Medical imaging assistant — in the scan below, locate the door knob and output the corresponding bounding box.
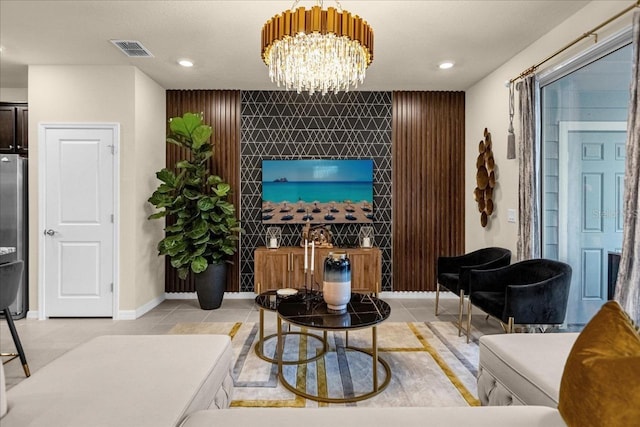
[44,229,57,236]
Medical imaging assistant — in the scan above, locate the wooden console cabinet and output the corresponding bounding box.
[254,246,381,294]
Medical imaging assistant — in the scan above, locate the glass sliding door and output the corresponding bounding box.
[540,41,632,326]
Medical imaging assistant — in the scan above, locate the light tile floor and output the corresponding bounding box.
[1,294,504,389]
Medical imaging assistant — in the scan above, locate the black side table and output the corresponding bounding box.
[254,289,327,364]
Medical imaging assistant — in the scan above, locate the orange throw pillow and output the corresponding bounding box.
[558,300,640,427]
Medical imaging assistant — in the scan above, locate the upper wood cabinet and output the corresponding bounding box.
[254,246,381,294]
[0,103,28,155]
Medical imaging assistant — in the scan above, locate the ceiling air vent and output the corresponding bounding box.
[110,40,154,58]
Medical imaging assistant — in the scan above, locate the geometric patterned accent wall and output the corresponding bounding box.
[240,91,393,292]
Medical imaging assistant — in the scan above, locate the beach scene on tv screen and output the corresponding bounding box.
[261,159,374,224]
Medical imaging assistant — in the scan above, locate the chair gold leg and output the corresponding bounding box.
[467,299,472,343]
[458,290,464,337]
[507,317,514,333]
[3,309,30,377]
[435,282,440,316]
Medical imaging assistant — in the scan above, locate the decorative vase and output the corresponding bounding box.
[194,263,227,310]
[322,251,351,312]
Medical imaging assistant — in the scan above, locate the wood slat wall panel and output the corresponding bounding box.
[392,91,465,291]
[165,90,242,293]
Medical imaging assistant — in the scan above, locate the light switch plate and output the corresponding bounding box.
[507,209,516,223]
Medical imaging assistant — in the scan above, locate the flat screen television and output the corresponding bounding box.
[261,159,374,224]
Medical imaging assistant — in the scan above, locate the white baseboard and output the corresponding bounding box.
[27,292,447,319]
[118,295,165,320]
[163,291,447,300]
[26,296,165,321]
[379,291,434,299]
[164,292,256,300]
[165,292,197,299]
[221,292,256,299]
[27,291,448,320]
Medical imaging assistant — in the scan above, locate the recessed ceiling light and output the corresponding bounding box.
[439,61,455,70]
[178,59,194,67]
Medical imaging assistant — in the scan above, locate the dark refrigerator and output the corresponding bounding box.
[0,154,28,318]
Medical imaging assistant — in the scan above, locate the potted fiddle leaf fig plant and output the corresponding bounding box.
[148,112,242,309]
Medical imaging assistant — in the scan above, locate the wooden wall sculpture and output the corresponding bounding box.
[392,91,465,291]
[474,128,495,227]
[165,90,242,293]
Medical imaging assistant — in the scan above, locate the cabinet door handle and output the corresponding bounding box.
[9,145,13,149]
[16,145,21,149]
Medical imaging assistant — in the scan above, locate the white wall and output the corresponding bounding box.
[0,88,27,102]
[133,68,166,310]
[464,0,633,256]
[28,65,165,317]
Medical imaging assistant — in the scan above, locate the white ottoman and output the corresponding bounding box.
[477,333,578,407]
[2,335,234,427]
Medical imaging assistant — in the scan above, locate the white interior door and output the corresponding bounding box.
[41,124,117,317]
[559,121,626,325]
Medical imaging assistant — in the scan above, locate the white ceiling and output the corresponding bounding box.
[0,0,592,91]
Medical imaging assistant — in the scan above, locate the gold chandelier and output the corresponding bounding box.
[261,1,374,95]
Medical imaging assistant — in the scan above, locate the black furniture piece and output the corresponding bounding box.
[253,289,328,364]
[467,258,572,341]
[0,260,30,376]
[607,252,621,300]
[436,247,511,339]
[276,292,391,403]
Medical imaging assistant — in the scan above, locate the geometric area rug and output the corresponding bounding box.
[168,321,480,408]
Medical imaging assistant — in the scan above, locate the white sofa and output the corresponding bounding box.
[178,332,578,427]
[179,406,566,427]
[2,331,572,427]
[4,304,636,427]
[1,335,234,427]
[477,332,579,406]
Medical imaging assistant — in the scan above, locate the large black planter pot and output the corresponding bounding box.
[194,263,227,310]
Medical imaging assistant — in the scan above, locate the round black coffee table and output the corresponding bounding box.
[276,292,392,403]
[254,289,328,364]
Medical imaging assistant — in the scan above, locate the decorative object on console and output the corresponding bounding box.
[359,226,374,248]
[266,227,281,249]
[322,251,351,312]
[301,223,333,248]
[261,1,374,95]
[474,128,496,228]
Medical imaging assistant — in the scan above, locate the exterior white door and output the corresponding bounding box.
[559,121,626,325]
[41,124,117,317]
